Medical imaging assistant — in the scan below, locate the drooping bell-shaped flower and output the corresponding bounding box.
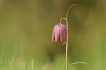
[52,23,67,43]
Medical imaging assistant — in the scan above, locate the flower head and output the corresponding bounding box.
[52,23,67,43]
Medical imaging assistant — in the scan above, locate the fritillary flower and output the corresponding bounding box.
[52,23,67,43]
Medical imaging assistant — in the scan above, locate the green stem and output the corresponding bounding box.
[65,4,77,70]
[60,4,88,70]
[67,62,88,69]
[60,4,77,70]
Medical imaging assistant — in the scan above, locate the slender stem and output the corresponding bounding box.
[66,4,77,22]
[66,43,68,70]
[62,4,88,70]
[65,4,77,70]
[59,4,77,70]
[67,62,88,69]
[60,18,67,24]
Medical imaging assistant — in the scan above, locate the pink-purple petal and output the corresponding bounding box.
[52,23,67,43]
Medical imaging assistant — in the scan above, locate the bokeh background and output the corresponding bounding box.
[0,0,106,70]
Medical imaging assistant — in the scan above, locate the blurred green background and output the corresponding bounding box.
[0,0,106,70]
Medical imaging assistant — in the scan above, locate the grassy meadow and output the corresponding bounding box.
[0,0,106,70]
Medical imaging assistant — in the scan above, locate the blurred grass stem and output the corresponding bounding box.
[0,42,5,65]
[68,62,88,69]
